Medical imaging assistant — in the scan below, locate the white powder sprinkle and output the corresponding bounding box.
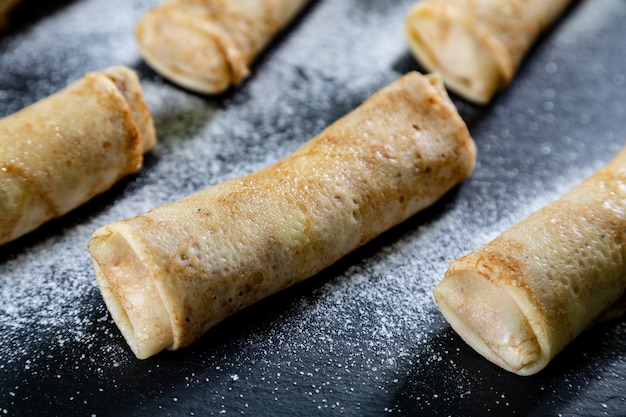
[1,0,626,415]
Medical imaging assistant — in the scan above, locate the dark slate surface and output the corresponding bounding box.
[1,0,625,416]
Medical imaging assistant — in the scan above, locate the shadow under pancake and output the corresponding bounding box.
[388,314,626,416]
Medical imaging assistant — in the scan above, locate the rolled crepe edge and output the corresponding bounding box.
[135,5,248,95]
[102,66,157,153]
[405,2,511,105]
[434,267,550,376]
[89,223,174,359]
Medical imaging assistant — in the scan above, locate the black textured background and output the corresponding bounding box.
[1,1,625,416]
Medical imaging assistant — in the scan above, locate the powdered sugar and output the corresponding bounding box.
[1,0,626,415]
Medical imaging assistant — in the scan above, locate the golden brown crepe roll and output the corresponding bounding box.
[88,71,477,359]
[0,66,156,246]
[435,146,626,376]
[135,0,311,94]
[405,0,572,104]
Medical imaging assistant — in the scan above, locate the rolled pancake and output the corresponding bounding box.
[88,71,477,359]
[135,0,311,94]
[435,146,626,375]
[0,66,156,245]
[405,0,572,104]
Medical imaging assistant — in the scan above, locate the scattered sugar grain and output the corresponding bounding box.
[1,0,625,415]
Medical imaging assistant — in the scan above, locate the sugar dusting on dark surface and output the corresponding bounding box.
[1,0,626,415]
